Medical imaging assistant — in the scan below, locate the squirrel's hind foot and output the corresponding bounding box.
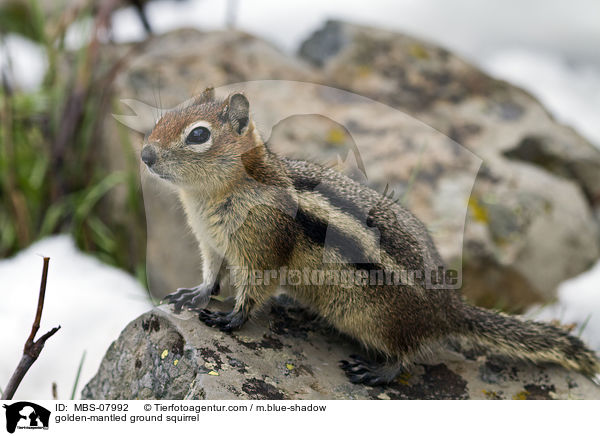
[339,355,403,386]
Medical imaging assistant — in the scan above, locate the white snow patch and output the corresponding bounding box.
[0,235,152,400]
[110,0,226,44]
[0,34,47,91]
[63,16,94,51]
[528,259,600,353]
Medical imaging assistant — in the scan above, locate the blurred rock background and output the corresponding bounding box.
[105,20,600,312]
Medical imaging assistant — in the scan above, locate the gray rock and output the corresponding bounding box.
[82,300,600,400]
[299,20,600,212]
[101,24,600,311]
[298,20,600,309]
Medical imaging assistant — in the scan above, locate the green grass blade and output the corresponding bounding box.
[70,350,87,400]
[577,313,593,337]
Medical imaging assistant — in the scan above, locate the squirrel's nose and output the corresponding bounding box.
[141,145,157,167]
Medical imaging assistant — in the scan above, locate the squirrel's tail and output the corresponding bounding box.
[459,304,600,380]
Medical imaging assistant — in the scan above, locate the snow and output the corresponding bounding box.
[0,235,152,400]
[0,33,47,91]
[527,260,600,353]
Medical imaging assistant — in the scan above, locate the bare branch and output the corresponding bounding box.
[1,258,61,400]
[25,257,50,347]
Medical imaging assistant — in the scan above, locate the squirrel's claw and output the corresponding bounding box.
[162,283,219,313]
[339,356,402,386]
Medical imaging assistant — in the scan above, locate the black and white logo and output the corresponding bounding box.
[2,402,50,433]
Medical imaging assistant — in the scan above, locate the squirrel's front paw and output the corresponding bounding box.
[198,309,247,332]
[162,282,220,312]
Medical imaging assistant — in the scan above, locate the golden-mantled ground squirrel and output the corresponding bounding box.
[142,88,599,385]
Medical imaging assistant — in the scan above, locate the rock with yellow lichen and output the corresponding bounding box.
[82,297,600,400]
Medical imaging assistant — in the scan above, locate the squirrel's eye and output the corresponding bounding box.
[186,126,211,145]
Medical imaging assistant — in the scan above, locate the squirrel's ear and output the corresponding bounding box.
[225,93,249,135]
[193,87,215,105]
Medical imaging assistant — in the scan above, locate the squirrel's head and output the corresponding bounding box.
[141,88,261,191]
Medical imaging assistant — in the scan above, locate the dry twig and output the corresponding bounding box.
[1,257,61,400]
